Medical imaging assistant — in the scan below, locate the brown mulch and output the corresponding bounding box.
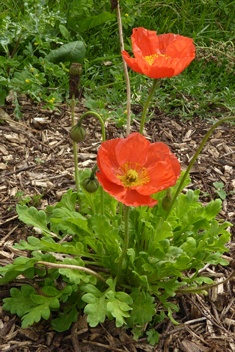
[0,96,235,352]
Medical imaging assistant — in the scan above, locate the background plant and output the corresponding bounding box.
[0,0,234,120]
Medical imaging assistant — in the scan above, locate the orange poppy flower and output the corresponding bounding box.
[121,27,195,79]
[96,132,181,207]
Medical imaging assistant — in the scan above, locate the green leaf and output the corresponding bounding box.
[83,291,108,327]
[46,41,86,64]
[52,189,78,212]
[127,289,156,328]
[75,12,116,33]
[204,199,222,220]
[16,205,52,236]
[59,24,71,41]
[21,304,51,328]
[213,182,224,189]
[52,304,78,332]
[216,189,227,200]
[50,207,90,235]
[106,291,132,327]
[59,258,96,285]
[3,285,36,317]
[146,329,160,345]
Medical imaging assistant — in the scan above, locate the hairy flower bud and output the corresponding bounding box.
[83,177,99,193]
[162,195,172,211]
[70,125,86,142]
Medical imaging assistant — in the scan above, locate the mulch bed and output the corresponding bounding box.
[0,96,235,351]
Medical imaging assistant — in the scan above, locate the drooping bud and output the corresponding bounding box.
[70,125,86,142]
[83,177,99,193]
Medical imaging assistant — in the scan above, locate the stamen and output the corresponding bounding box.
[145,53,170,65]
[116,162,150,188]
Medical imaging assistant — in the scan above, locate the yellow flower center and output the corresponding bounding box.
[117,162,150,188]
[145,53,170,65]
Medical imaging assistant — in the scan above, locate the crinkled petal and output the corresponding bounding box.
[96,172,126,197]
[136,156,181,195]
[131,27,159,57]
[116,132,150,166]
[144,142,172,167]
[121,28,195,79]
[97,138,122,185]
[164,35,195,58]
[118,189,158,207]
[121,51,144,74]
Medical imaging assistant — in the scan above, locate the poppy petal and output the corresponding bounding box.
[116,132,150,166]
[118,189,158,207]
[121,51,144,74]
[97,138,122,185]
[96,172,126,197]
[121,27,195,79]
[96,132,181,207]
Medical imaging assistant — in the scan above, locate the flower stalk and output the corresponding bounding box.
[71,94,80,192]
[116,206,130,285]
[165,116,235,220]
[139,78,158,134]
[77,111,106,214]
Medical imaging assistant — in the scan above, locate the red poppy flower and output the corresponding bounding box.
[121,27,195,79]
[96,132,181,207]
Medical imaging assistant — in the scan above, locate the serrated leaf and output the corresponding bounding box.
[55,189,78,211]
[16,205,51,236]
[50,207,90,235]
[52,304,78,332]
[46,41,85,64]
[58,258,95,285]
[83,291,108,327]
[106,298,131,327]
[21,304,51,328]
[127,289,156,328]
[146,329,159,345]
[3,286,36,317]
[204,199,222,220]
[42,286,61,296]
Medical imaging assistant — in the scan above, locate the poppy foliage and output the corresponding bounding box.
[96,133,181,207]
[121,27,195,79]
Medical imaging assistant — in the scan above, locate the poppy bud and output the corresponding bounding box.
[162,196,172,211]
[70,125,86,142]
[83,177,99,193]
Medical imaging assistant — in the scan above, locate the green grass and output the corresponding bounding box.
[0,0,235,121]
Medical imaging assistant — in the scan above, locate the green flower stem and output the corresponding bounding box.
[100,186,104,216]
[90,164,98,179]
[77,111,106,215]
[77,111,106,142]
[165,116,235,220]
[117,206,130,285]
[140,79,158,135]
[71,94,80,191]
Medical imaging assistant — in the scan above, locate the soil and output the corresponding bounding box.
[0,96,235,352]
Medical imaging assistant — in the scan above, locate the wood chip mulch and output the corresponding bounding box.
[0,97,235,352]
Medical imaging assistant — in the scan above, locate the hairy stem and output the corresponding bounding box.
[116,0,131,135]
[165,116,235,220]
[71,94,80,191]
[140,79,158,134]
[77,111,106,214]
[116,206,130,285]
